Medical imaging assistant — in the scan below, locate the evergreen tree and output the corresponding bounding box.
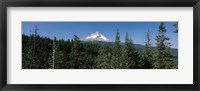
[120,32,143,69]
[111,30,122,68]
[173,22,178,33]
[54,51,65,69]
[22,46,35,69]
[128,38,143,69]
[96,45,112,69]
[122,32,129,68]
[64,39,73,69]
[22,34,34,69]
[154,22,176,69]
[22,25,178,69]
[83,42,100,69]
[142,29,153,69]
[70,35,82,69]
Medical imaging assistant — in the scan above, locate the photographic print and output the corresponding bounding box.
[22,22,178,69]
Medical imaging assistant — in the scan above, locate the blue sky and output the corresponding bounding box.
[22,22,178,48]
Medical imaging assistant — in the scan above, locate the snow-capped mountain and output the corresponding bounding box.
[82,32,112,42]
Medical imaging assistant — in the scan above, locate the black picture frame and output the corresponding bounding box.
[0,0,199,91]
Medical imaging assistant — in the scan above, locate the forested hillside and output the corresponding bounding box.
[22,22,178,69]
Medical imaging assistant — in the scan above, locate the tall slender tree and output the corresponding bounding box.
[122,32,129,68]
[49,37,56,69]
[143,29,153,68]
[111,29,122,68]
[70,35,82,69]
[128,38,143,69]
[154,22,176,69]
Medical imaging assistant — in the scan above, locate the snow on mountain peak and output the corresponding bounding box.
[82,32,112,42]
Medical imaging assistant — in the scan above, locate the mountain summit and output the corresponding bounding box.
[82,32,112,42]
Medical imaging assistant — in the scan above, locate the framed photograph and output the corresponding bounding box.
[0,0,199,91]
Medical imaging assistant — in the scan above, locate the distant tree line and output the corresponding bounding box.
[22,22,178,69]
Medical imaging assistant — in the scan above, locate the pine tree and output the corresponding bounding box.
[65,39,73,69]
[154,22,176,69]
[22,34,34,69]
[70,35,82,69]
[54,51,65,69]
[96,45,112,69]
[28,26,45,69]
[122,32,129,68]
[22,46,35,69]
[143,29,153,69]
[111,29,122,68]
[128,38,143,69]
[173,22,178,33]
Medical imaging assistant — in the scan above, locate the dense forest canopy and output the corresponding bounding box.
[22,22,178,69]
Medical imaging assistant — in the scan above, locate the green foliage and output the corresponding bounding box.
[122,32,143,69]
[22,24,178,69]
[82,42,100,68]
[22,34,51,69]
[96,45,112,69]
[111,30,122,68]
[142,29,153,69]
[70,35,82,69]
[173,22,178,33]
[154,22,177,69]
[127,39,143,69]
[22,46,35,69]
[54,51,66,69]
[121,32,130,68]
